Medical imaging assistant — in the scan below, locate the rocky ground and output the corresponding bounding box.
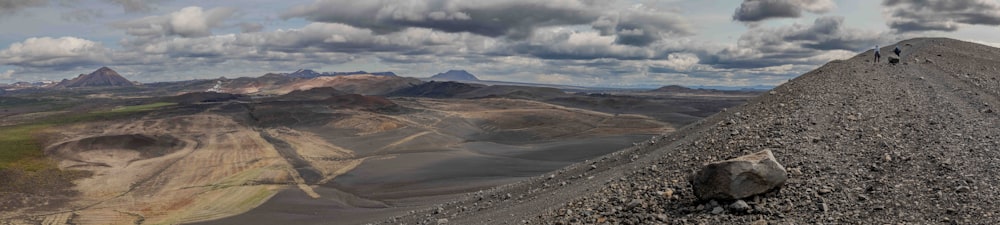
[376,38,1000,224]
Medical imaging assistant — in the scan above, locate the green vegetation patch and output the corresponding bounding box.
[0,102,177,170]
[0,124,53,171]
[111,102,177,113]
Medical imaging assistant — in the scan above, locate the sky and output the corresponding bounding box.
[2,0,1000,88]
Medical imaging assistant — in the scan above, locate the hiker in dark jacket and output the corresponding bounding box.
[873,45,881,64]
[894,45,901,57]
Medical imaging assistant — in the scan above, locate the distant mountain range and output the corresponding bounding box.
[285,69,397,79]
[56,67,138,88]
[649,85,764,95]
[429,70,479,81]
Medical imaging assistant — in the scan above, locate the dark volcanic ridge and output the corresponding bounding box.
[276,87,348,101]
[166,92,249,105]
[430,70,480,81]
[55,67,137,88]
[376,37,1000,225]
[388,81,485,98]
[651,85,761,95]
[272,69,398,79]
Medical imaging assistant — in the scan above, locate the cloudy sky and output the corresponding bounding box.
[2,0,1000,88]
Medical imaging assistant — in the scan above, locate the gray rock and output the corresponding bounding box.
[655,214,668,221]
[711,206,724,215]
[729,200,750,212]
[436,218,449,224]
[690,149,788,200]
[888,55,900,64]
[627,199,642,209]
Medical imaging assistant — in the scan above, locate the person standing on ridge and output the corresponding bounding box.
[894,45,901,57]
[873,45,881,64]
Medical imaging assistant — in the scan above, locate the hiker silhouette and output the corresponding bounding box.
[873,45,881,64]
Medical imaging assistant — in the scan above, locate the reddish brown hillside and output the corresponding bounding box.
[55,67,136,88]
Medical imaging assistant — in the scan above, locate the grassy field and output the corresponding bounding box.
[0,124,53,171]
[0,102,177,170]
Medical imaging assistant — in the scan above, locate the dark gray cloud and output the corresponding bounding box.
[0,0,48,16]
[883,0,1000,32]
[500,29,673,60]
[733,0,836,22]
[104,0,158,13]
[60,8,103,22]
[240,22,263,33]
[281,0,690,46]
[593,11,693,46]
[1,0,163,17]
[705,16,886,69]
[282,0,599,39]
[233,23,468,54]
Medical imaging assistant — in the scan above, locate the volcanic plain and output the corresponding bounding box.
[0,69,754,224]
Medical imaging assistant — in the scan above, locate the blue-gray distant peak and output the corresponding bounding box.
[430,70,479,81]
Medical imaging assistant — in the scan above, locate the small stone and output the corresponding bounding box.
[709,200,719,207]
[627,199,642,209]
[590,165,597,170]
[662,188,675,198]
[751,219,768,225]
[436,218,449,224]
[711,206,724,215]
[729,200,750,212]
[788,167,803,176]
[655,214,668,222]
[956,186,971,193]
[818,203,829,212]
[818,188,832,195]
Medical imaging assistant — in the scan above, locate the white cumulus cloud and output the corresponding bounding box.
[0,36,110,68]
[115,6,236,39]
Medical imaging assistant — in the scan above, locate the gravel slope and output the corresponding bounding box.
[374,38,1000,224]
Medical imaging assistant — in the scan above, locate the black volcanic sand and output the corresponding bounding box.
[373,38,1000,225]
[194,135,648,225]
